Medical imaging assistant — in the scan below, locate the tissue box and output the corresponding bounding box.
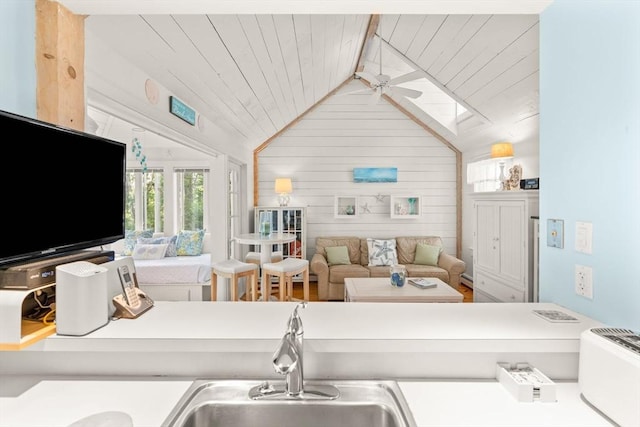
[496,362,556,403]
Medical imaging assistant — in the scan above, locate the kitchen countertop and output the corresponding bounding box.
[1,302,604,379]
[0,377,613,426]
[0,301,612,426]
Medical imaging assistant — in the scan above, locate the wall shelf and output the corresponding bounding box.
[335,196,359,218]
[390,195,421,218]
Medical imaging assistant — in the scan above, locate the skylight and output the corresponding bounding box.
[365,37,470,135]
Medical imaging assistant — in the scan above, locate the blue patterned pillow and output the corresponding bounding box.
[137,235,178,257]
[123,229,153,256]
[132,243,168,260]
[366,238,398,266]
[176,230,205,256]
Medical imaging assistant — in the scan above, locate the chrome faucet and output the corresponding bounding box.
[249,302,339,400]
[272,301,306,395]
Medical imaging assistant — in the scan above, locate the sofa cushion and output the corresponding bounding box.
[367,265,392,278]
[405,264,449,283]
[366,238,398,266]
[326,246,351,266]
[396,236,444,265]
[328,264,370,284]
[414,243,442,266]
[316,237,362,265]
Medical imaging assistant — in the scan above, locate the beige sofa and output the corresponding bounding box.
[310,236,466,301]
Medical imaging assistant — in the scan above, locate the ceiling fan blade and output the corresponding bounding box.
[388,70,424,86]
[338,88,375,96]
[389,86,423,99]
[367,88,382,105]
[355,71,380,84]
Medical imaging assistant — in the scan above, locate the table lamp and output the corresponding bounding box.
[275,178,292,206]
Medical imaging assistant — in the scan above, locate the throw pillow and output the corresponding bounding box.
[325,246,351,266]
[366,238,398,266]
[123,229,153,256]
[132,243,168,260]
[176,229,206,256]
[137,235,178,257]
[414,243,442,266]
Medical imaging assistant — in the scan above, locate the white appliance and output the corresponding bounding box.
[579,328,640,427]
[55,261,109,336]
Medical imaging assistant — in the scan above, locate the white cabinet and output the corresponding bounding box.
[471,191,539,302]
[390,195,421,218]
[254,207,306,261]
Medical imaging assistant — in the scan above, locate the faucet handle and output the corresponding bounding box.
[288,302,307,334]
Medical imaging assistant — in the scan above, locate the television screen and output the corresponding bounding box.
[0,109,126,268]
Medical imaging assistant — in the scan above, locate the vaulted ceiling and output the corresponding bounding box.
[59,1,550,155]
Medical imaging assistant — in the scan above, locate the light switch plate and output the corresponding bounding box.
[547,219,564,248]
[575,221,593,254]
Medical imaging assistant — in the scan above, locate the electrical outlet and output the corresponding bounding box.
[575,265,593,299]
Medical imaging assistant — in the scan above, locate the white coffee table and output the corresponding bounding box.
[344,277,463,303]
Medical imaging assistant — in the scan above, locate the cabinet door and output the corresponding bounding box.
[254,207,306,262]
[497,202,525,285]
[474,202,499,272]
[281,208,304,259]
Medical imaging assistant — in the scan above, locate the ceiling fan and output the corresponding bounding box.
[347,22,424,103]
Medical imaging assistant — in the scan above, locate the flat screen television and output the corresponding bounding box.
[0,109,126,268]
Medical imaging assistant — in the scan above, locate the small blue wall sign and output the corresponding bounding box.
[169,96,196,126]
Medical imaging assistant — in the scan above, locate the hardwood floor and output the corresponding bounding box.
[290,281,474,303]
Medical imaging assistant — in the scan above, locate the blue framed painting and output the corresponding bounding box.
[353,167,397,183]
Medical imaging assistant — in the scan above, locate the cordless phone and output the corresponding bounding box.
[117,265,140,307]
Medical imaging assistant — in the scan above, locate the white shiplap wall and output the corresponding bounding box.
[256,80,458,260]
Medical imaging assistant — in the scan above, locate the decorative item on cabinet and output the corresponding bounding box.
[490,142,514,191]
[274,178,293,207]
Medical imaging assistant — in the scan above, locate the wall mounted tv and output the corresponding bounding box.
[0,109,126,268]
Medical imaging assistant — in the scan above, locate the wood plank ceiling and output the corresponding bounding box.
[82,11,540,154]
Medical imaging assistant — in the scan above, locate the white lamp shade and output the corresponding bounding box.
[274,178,292,194]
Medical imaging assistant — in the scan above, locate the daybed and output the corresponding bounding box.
[310,236,466,301]
[109,230,211,301]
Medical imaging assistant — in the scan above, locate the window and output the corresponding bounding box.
[175,168,209,231]
[125,168,164,232]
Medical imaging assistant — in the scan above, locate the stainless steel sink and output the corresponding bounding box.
[161,380,417,427]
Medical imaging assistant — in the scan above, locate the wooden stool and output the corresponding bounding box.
[211,259,259,301]
[261,258,309,302]
[244,250,283,265]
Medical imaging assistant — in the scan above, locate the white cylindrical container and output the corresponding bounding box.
[55,261,109,336]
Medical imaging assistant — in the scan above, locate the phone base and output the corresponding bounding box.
[112,290,154,319]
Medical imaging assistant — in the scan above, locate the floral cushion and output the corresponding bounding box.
[175,229,205,256]
[137,235,178,257]
[123,229,153,256]
[366,238,398,266]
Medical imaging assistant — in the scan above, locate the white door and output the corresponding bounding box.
[497,201,526,285]
[474,202,499,272]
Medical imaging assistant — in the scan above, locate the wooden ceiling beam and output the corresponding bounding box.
[354,14,379,73]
